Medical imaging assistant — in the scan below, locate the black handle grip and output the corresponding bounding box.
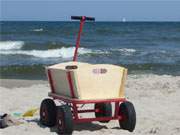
[86,17,95,21]
[71,16,82,20]
[71,16,95,21]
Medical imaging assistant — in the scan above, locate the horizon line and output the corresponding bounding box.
[1,20,180,22]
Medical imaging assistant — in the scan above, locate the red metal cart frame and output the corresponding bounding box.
[47,16,127,123]
[48,92,126,123]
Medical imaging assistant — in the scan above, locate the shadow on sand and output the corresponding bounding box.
[26,118,110,134]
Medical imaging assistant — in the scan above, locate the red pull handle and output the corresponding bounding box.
[72,16,95,61]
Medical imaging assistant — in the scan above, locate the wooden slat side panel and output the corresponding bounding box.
[50,69,71,97]
[119,68,127,98]
[71,70,81,99]
[76,65,124,99]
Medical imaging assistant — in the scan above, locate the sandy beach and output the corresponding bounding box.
[0,74,180,135]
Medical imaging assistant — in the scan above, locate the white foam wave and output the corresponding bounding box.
[0,41,24,50]
[115,48,136,53]
[32,28,43,32]
[0,47,92,58]
[110,48,136,56]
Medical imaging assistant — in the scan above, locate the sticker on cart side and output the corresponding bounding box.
[92,68,107,74]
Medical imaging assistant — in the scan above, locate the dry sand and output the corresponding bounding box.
[0,74,180,135]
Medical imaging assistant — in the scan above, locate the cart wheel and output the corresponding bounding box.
[95,103,112,123]
[40,98,56,127]
[119,101,136,132]
[56,105,73,134]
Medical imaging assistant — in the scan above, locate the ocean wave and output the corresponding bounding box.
[110,48,136,55]
[82,48,136,55]
[115,48,136,53]
[0,41,24,50]
[32,28,43,32]
[0,45,136,58]
[0,47,92,58]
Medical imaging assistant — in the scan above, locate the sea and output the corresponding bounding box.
[0,21,180,79]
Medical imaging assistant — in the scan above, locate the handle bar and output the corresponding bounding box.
[71,16,95,21]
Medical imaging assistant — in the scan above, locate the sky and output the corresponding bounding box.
[0,0,180,21]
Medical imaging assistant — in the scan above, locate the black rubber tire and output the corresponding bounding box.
[56,105,73,134]
[119,101,136,132]
[95,103,112,123]
[40,98,56,127]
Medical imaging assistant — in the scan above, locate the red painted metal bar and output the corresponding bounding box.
[49,92,126,104]
[72,103,79,120]
[74,116,123,123]
[66,71,76,98]
[73,16,85,61]
[47,69,55,93]
[77,109,98,113]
